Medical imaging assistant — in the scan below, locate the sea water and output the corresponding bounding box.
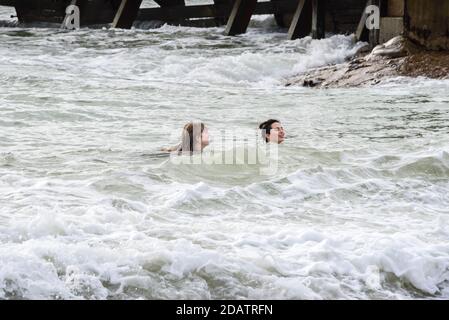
[1,1,449,299]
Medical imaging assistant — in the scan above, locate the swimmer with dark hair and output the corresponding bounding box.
[259,119,285,144]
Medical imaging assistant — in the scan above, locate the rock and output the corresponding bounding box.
[284,36,448,89]
[368,36,407,59]
[371,46,407,58]
[354,43,371,57]
[384,35,405,48]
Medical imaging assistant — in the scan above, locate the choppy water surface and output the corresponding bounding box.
[1,1,449,300]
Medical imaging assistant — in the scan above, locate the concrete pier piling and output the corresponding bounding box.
[224,0,258,36]
[404,0,449,50]
[112,0,143,29]
[288,0,312,40]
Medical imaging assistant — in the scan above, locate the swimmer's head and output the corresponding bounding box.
[259,119,285,144]
[180,122,209,154]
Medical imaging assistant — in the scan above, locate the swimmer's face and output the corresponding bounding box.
[268,122,285,144]
[201,127,210,149]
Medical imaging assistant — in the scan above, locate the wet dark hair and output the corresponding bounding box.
[259,119,280,142]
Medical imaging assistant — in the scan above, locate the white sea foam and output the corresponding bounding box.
[1,0,449,300]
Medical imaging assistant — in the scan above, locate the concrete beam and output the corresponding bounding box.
[224,0,257,36]
[288,0,312,40]
[356,0,370,42]
[112,0,143,29]
[154,0,185,6]
[311,0,326,39]
[369,0,380,47]
[137,1,297,22]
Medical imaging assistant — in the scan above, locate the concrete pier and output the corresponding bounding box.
[404,0,449,50]
[0,0,447,51]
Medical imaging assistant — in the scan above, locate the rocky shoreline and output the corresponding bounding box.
[285,36,449,88]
